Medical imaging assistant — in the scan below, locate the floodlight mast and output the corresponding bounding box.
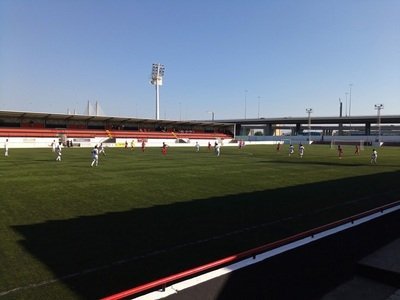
[306,108,313,143]
[207,111,215,121]
[150,63,165,120]
[374,104,384,145]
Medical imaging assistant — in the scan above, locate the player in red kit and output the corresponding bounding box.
[162,142,167,155]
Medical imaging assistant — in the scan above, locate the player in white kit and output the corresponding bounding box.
[91,145,99,167]
[215,142,221,157]
[4,139,9,157]
[55,143,62,161]
[299,144,305,158]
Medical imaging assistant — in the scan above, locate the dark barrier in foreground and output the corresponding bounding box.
[102,200,400,300]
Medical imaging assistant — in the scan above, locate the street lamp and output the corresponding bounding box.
[374,104,384,145]
[257,96,261,118]
[150,63,165,120]
[306,108,313,144]
[339,98,343,135]
[349,84,353,117]
[244,90,248,119]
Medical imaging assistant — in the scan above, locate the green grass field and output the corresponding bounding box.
[1,144,399,299]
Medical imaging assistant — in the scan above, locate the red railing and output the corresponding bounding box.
[101,200,400,300]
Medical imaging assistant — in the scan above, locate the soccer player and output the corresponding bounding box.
[55,143,62,161]
[91,145,99,167]
[215,142,221,157]
[195,141,200,152]
[370,149,378,164]
[4,139,9,157]
[355,144,360,155]
[141,140,146,152]
[98,143,106,156]
[276,142,281,152]
[288,144,294,156]
[51,140,56,152]
[162,142,168,155]
[208,142,212,151]
[337,145,343,159]
[299,144,305,158]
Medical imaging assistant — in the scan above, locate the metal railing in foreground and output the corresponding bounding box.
[101,200,400,300]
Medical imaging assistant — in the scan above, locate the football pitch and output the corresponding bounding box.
[1,144,399,299]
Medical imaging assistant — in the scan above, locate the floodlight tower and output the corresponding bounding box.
[306,108,313,143]
[374,104,384,145]
[150,63,165,120]
[349,83,353,117]
[207,111,215,121]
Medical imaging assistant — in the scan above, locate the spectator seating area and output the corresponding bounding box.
[0,127,232,140]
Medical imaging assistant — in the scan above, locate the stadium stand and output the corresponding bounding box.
[0,128,232,140]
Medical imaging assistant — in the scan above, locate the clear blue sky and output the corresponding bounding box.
[1,0,399,120]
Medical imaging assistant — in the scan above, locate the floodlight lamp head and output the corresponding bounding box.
[150,64,166,87]
[151,63,165,77]
[158,64,165,75]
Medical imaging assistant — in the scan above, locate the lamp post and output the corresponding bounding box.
[339,98,343,135]
[257,96,261,118]
[306,108,313,144]
[374,104,384,145]
[150,63,165,120]
[349,83,353,117]
[244,90,248,119]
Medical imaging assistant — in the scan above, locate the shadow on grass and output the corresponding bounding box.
[12,171,400,299]
[268,159,397,167]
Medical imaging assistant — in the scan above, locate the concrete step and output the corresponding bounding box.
[321,276,397,300]
[386,289,400,300]
[358,238,400,288]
